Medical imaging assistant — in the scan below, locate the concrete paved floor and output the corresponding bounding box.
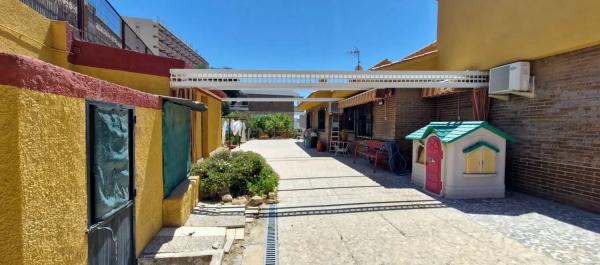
[238,139,599,265]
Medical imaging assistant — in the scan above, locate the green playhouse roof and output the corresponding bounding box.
[462,141,500,153]
[405,121,515,143]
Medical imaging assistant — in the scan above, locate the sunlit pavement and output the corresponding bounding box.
[238,139,600,264]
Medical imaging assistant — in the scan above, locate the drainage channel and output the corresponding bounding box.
[264,204,278,265]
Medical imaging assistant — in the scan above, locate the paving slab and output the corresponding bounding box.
[234,228,245,240]
[185,214,246,228]
[236,139,600,265]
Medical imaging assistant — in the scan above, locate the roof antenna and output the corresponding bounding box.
[348,48,363,71]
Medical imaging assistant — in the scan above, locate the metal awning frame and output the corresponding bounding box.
[162,96,207,112]
[221,97,342,102]
[170,69,489,90]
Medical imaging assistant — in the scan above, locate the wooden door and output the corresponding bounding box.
[425,136,443,194]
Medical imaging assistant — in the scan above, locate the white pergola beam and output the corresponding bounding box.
[222,98,342,102]
[170,69,489,90]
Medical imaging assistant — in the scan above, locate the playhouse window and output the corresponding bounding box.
[416,145,425,164]
[464,144,497,174]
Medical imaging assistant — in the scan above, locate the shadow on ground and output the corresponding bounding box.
[293,141,600,234]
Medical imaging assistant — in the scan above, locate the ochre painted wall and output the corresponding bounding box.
[437,0,600,70]
[0,0,172,96]
[192,109,203,162]
[199,91,223,157]
[74,65,171,96]
[0,54,168,264]
[162,176,199,226]
[0,85,88,265]
[0,0,63,63]
[376,53,438,71]
[0,85,24,265]
[134,107,164,256]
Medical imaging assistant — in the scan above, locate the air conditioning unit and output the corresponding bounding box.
[328,102,342,114]
[489,62,530,94]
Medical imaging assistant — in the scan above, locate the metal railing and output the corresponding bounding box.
[20,0,153,55]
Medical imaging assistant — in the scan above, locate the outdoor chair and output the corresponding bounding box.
[333,141,351,157]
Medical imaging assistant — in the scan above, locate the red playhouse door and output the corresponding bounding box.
[425,136,443,194]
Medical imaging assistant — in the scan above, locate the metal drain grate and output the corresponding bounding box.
[264,204,278,265]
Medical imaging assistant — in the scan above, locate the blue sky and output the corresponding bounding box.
[112,0,438,96]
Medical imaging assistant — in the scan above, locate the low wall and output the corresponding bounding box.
[163,176,200,226]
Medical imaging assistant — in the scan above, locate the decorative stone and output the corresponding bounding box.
[248,195,264,206]
[268,192,276,199]
[211,241,220,249]
[222,194,233,203]
[232,196,247,205]
[266,199,278,204]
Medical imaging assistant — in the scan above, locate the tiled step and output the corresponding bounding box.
[138,227,226,265]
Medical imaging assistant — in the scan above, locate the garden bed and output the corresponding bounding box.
[192,150,278,205]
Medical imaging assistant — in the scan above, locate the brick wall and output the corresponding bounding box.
[489,44,600,213]
[372,97,397,140]
[394,89,436,160]
[431,92,475,122]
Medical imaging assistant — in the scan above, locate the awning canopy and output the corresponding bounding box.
[170,69,489,90]
[421,87,467,98]
[338,89,392,109]
[296,90,362,111]
[162,96,207,112]
[222,97,341,102]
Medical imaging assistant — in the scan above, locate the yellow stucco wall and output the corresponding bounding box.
[0,0,64,64]
[192,111,203,162]
[0,86,25,265]
[0,85,88,265]
[74,65,171,96]
[162,176,199,226]
[437,0,600,70]
[134,107,164,256]
[0,84,169,263]
[0,0,189,260]
[199,91,223,157]
[0,0,171,96]
[375,53,439,71]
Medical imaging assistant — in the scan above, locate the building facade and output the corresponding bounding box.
[0,1,223,264]
[301,0,600,213]
[125,17,208,68]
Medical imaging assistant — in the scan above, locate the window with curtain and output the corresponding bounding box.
[317,109,326,131]
[356,103,373,138]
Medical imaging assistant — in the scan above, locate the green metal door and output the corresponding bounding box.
[86,101,135,265]
[162,101,192,197]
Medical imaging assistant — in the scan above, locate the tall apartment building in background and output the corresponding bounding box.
[124,17,208,68]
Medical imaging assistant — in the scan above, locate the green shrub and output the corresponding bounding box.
[211,149,232,161]
[191,149,278,198]
[250,113,293,138]
[247,165,278,196]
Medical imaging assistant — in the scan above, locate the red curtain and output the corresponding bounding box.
[472,88,489,121]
